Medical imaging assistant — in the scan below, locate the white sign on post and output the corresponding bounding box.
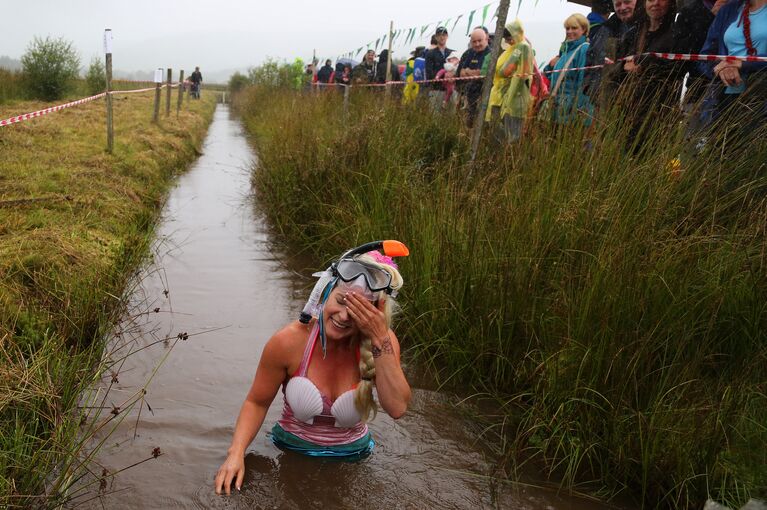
[154,68,164,84]
[103,29,113,54]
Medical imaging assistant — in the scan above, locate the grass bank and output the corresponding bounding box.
[0,91,217,507]
[237,87,766,509]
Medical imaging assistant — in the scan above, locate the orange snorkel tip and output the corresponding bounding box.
[382,240,409,258]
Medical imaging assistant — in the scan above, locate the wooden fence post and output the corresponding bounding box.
[470,0,511,165]
[104,29,113,153]
[343,84,350,115]
[177,69,184,116]
[165,68,172,117]
[153,68,162,123]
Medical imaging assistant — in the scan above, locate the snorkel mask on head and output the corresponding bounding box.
[298,240,409,324]
[299,240,409,358]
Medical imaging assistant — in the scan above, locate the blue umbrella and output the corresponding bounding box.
[336,57,359,68]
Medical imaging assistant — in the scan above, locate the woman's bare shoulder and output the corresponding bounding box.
[263,321,311,357]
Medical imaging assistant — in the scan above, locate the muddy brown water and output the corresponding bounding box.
[80,105,622,510]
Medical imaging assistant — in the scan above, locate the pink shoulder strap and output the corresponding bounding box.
[295,322,319,377]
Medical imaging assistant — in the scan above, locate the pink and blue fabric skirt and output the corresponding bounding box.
[270,423,374,459]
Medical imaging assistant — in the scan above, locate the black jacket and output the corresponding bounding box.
[374,50,401,83]
[617,13,684,109]
[456,46,491,104]
[673,0,715,79]
[425,46,453,90]
[317,64,333,83]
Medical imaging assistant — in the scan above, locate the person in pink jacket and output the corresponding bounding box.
[434,51,461,108]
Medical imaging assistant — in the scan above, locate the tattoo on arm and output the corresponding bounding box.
[372,336,394,358]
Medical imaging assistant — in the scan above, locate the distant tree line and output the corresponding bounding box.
[228,58,307,93]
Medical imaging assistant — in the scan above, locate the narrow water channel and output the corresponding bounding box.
[84,105,617,509]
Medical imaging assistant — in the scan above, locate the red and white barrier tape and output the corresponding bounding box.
[1,92,106,127]
[0,84,181,127]
[317,51,767,89]
[115,86,160,94]
[630,52,767,63]
[112,79,156,84]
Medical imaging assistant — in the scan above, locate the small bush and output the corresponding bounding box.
[21,36,81,101]
[228,71,251,93]
[248,58,305,90]
[85,57,106,95]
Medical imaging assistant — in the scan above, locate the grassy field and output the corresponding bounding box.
[0,91,217,507]
[237,86,766,509]
[0,74,229,107]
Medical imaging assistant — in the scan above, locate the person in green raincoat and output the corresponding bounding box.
[486,19,534,143]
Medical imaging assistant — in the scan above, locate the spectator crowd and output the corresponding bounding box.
[307,0,766,146]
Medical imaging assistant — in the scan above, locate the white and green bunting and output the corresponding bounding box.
[333,0,507,62]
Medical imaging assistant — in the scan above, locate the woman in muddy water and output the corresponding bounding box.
[215,241,412,495]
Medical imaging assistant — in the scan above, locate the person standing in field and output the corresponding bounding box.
[402,46,426,104]
[457,27,492,126]
[425,27,454,109]
[588,0,614,41]
[698,0,767,133]
[375,50,401,84]
[352,50,377,84]
[434,51,461,108]
[317,59,334,84]
[543,13,594,126]
[486,20,534,143]
[616,0,683,147]
[190,66,203,99]
[584,0,637,105]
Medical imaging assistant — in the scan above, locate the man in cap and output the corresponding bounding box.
[457,27,491,125]
[424,26,454,109]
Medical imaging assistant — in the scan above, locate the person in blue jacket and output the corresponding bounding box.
[543,13,595,125]
[698,0,767,130]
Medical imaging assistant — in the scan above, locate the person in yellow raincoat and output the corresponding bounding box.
[402,47,426,104]
[486,19,534,143]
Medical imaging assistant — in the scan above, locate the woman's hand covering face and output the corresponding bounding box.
[344,292,389,342]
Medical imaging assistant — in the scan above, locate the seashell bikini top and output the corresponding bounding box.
[284,322,363,428]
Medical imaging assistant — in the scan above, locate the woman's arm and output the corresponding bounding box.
[370,330,411,418]
[502,62,519,78]
[700,13,721,78]
[345,292,411,418]
[214,331,290,495]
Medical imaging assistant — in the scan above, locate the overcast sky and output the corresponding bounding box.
[6,1,589,81]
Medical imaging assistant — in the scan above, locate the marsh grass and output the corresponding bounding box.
[0,77,198,107]
[0,91,216,507]
[0,69,25,105]
[238,85,767,509]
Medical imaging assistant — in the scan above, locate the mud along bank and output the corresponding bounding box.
[0,91,217,507]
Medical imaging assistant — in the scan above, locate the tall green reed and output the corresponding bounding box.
[0,68,25,104]
[238,84,767,509]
